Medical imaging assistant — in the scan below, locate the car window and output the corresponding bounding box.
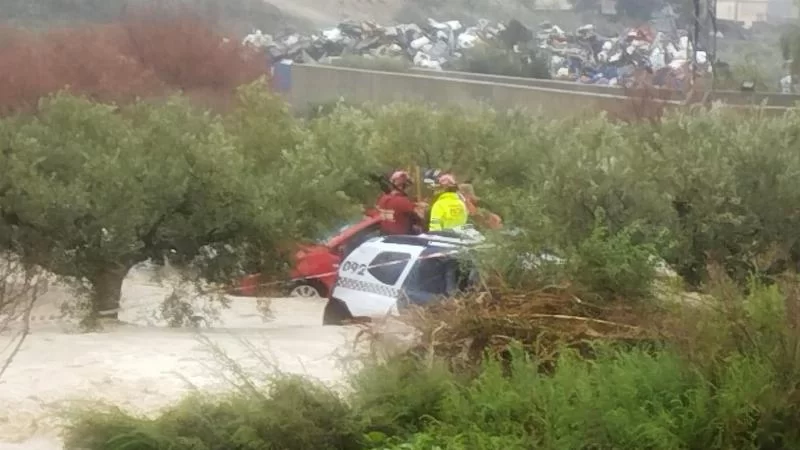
[407,247,473,295]
[367,251,411,286]
[407,256,451,295]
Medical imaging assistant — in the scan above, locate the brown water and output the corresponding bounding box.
[0,265,365,449]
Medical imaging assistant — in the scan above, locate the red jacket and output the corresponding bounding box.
[376,192,417,235]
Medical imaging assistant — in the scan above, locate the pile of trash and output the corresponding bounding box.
[540,22,709,89]
[244,18,509,71]
[243,12,711,89]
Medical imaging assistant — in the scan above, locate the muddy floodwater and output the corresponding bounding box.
[0,265,366,450]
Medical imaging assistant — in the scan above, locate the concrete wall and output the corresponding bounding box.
[284,64,797,116]
[286,64,672,117]
[717,0,770,23]
[408,69,688,101]
[407,69,800,107]
[767,0,799,20]
[716,0,798,22]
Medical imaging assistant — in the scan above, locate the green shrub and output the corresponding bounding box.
[63,375,364,450]
[301,103,800,289]
[6,83,800,315]
[566,220,662,301]
[354,340,800,449]
[350,355,454,436]
[0,79,360,321]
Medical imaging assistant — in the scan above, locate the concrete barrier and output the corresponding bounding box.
[408,68,686,100]
[286,64,797,116]
[409,69,800,107]
[287,64,682,116]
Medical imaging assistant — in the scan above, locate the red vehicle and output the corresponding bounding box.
[232,211,382,298]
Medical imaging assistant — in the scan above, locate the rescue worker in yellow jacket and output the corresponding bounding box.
[428,173,469,231]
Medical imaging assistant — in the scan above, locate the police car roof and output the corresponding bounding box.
[421,229,464,239]
[379,234,459,247]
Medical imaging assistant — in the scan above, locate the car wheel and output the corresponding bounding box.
[323,298,353,326]
[289,281,325,298]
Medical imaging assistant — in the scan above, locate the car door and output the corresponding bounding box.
[334,242,423,318]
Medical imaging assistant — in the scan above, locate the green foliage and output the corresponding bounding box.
[349,355,454,436]
[566,219,661,300]
[351,305,800,449]
[0,79,358,318]
[63,375,364,450]
[5,82,800,315]
[0,92,265,308]
[299,102,800,292]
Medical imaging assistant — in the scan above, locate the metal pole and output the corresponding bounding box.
[692,0,700,87]
[708,0,718,90]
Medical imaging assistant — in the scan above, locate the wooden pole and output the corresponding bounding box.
[413,165,422,200]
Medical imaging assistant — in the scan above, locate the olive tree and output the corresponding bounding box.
[0,83,354,321]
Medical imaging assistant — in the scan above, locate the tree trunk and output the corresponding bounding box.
[89,267,129,320]
[673,199,705,288]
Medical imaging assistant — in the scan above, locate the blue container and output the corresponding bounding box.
[272,61,292,92]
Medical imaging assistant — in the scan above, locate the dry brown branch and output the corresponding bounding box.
[522,313,643,330]
[0,253,48,382]
[0,280,38,381]
[389,281,665,369]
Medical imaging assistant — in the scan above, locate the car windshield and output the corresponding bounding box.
[315,219,361,244]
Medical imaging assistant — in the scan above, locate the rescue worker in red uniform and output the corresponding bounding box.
[376,170,424,235]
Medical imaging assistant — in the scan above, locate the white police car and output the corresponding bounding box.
[322,227,484,325]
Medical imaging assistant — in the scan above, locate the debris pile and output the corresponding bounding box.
[246,18,510,71]
[244,13,712,89]
[396,285,664,369]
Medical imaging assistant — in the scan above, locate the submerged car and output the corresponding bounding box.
[322,227,484,325]
[231,211,382,298]
[287,213,382,298]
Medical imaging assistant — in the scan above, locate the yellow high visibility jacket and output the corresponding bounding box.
[428,192,468,231]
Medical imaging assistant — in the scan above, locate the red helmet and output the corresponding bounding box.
[437,173,457,187]
[390,170,411,187]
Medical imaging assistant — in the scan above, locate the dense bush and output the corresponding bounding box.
[296,100,800,293]
[566,221,661,300]
[0,80,356,321]
[63,375,364,450]
[4,82,800,318]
